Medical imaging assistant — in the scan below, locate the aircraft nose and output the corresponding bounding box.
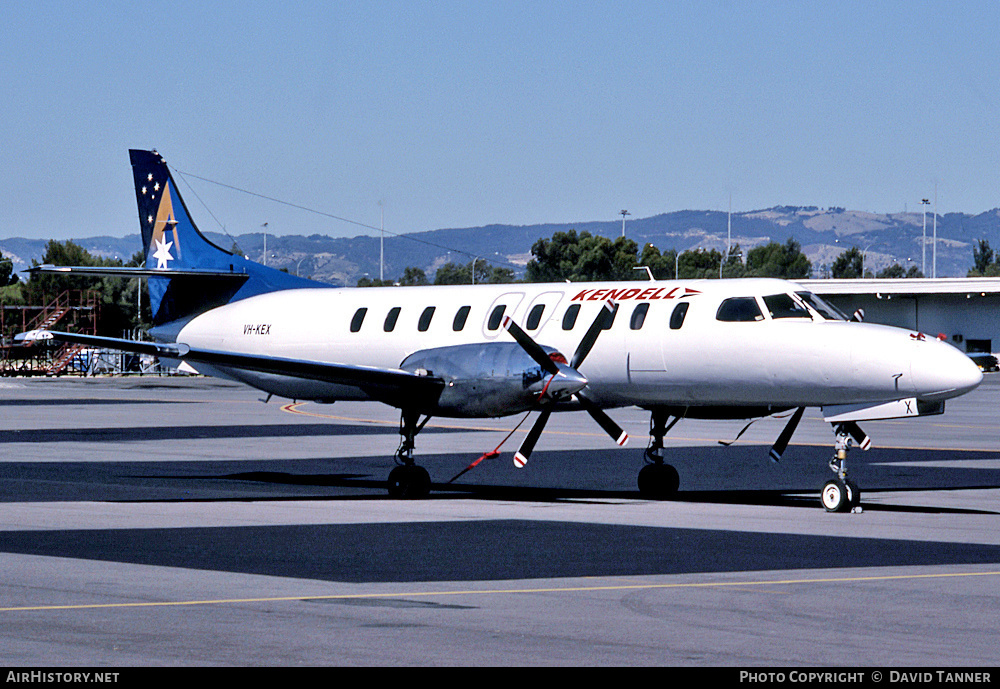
[910,339,983,400]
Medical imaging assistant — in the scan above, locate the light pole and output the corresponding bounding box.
[933,184,938,278]
[920,198,930,276]
[379,201,384,283]
[620,210,630,238]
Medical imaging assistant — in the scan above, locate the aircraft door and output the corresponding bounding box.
[627,301,666,374]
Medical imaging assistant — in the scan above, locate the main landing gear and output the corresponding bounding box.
[821,423,866,513]
[637,408,681,499]
[387,409,432,499]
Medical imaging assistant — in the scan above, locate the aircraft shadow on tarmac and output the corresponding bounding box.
[3,440,999,514]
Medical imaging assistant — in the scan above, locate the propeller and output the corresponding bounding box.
[504,299,628,467]
[768,407,805,463]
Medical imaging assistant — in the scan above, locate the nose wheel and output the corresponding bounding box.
[821,477,860,512]
[822,423,866,512]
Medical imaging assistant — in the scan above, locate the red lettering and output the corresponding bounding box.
[618,288,641,300]
[571,290,591,301]
[658,287,679,300]
[588,289,608,300]
[637,288,656,300]
[603,289,622,300]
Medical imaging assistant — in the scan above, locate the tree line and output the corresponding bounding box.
[7,231,997,338]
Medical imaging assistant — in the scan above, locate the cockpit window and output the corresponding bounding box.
[716,297,764,322]
[795,291,848,321]
[763,293,811,319]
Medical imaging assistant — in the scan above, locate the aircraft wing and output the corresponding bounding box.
[49,332,444,401]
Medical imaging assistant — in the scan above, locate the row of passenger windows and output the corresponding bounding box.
[349,301,692,333]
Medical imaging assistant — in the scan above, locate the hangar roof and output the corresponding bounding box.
[797,277,1000,297]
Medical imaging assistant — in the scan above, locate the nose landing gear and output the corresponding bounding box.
[822,423,867,513]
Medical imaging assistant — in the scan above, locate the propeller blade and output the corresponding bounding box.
[570,299,617,369]
[514,406,553,468]
[503,316,560,375]
[844,421,871,450]
[577,392,629,446]
[768,407,805,463]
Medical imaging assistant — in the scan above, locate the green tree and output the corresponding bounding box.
[526,231,640,282]
[23,240,144,335]
[831,247,865,279]
[968,239,1000,277]
[677,248,722,279]
[399,266,428,286]
[638,244,678,280]
[0,251,19,288]
[745,238,811,278]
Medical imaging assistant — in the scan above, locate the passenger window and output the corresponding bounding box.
[669,302,689,330]
[487,305,506,331]
[384,307,400,332]
[350,307,367,333]
[526,304,545,330]
[562,304,581,330]
[418,306,435,332]
[763,293,811,319]
[453,305,471,331]
[716,297,764,322]
[630,303,649,330]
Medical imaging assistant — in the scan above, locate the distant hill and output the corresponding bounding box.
[3,206,998,284]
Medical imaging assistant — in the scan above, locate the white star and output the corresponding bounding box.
[141,186,147,195]
[152,238,174,270]
[147,173,153,181]
[153,182,160,191]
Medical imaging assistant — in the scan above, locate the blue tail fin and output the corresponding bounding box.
[130,149,324,324]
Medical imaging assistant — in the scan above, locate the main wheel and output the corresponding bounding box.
[637,463,680,500]
[821,479,851,512]
[387,465,431,499]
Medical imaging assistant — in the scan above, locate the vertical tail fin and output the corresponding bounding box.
[129,150,323,325]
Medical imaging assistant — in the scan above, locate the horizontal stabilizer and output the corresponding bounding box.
[27,265,249,281]
[822,398,944,423]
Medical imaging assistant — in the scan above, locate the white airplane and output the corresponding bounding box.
[40,150,983,511]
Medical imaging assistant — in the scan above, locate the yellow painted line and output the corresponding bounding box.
[4,570,999,613]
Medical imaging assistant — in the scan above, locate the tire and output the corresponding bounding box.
[637,463,680,500]
[387,465,431,499]
[821,479,850,512]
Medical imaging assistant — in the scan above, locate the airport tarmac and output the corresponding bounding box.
[1,374,999,667]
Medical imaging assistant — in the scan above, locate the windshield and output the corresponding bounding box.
[763,293,811,319]
[795,291,848,321]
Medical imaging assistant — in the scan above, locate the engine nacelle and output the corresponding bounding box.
[400,342,556,417]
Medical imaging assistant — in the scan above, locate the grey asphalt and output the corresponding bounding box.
[1,374,999,666]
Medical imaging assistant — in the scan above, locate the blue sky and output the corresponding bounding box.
[3,1,999,243]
